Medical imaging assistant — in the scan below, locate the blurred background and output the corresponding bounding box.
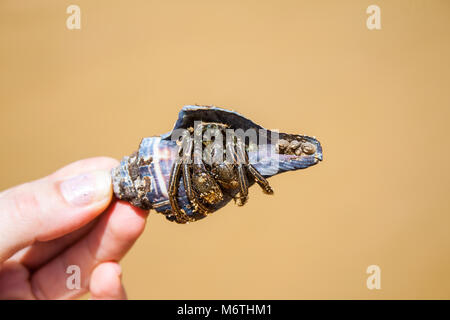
[1,0,450,299]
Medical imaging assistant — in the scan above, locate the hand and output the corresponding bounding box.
[0,157,147,299]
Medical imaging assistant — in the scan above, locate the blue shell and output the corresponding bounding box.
[111,105,323,222]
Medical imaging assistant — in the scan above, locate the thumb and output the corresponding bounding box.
[0,158,117,263]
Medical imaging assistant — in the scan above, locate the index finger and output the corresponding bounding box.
[0,157,118,263]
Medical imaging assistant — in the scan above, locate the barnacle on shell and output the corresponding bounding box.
[111,105,323,223]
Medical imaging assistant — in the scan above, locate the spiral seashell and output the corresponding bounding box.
[111,105,323,223]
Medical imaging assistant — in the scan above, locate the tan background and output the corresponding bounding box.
[1,0,450,299]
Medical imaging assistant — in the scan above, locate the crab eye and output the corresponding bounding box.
[302,142,316,155]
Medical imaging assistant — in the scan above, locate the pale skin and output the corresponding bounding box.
[0,157,147,299]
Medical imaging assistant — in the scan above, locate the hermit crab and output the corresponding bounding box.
[111,105,323,223]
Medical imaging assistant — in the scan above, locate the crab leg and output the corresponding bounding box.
[181,136,211,216]
[247,164,274,195]
[168,159,189,223]
[234,136,273,195]
[232,137,249,206]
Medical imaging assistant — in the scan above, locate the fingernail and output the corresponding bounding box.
[60,171,112,206]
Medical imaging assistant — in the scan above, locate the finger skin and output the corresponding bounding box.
[0,262,34,300]
[30,200,147,300]
[89,262,127,300]
[0,157,118,263]
[11,219,97,271]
